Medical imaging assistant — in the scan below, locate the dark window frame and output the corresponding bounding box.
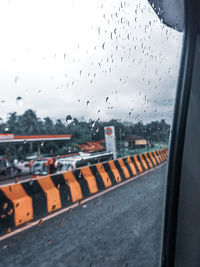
[161,1,200,266]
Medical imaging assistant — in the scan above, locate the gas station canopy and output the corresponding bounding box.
[0,134,72,143]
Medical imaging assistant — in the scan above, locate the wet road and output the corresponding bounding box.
[0,173,32,185]
[0,165,167,267]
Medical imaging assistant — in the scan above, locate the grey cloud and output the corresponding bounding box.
[0,0,183,127]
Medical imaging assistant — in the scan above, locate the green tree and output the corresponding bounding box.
[19,109,42,134]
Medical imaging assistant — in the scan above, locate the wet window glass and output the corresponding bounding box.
[0,0,184,266]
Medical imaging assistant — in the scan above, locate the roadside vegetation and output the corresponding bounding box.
[0,109,170,159]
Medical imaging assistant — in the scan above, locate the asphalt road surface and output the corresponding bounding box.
[0,173,32,185]
[0,165,167,267]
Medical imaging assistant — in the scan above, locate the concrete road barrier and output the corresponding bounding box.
[0,149,168,236]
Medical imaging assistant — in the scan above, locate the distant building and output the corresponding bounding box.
[125,135,147,149]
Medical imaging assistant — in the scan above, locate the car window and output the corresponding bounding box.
[0,0,184,266]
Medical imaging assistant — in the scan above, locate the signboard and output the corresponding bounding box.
[135,139,147,145]
[104,126,117,159]
[105,127,113,136]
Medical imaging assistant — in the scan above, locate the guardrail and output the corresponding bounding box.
[0,148,168,236]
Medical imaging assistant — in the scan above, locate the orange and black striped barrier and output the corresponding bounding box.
[0,148,168,236]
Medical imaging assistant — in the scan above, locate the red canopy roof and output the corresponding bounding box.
[0,134,72,143]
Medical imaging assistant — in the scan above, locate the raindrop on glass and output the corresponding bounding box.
[14,76,20,86]
[110,32,113,40]
[1,100,5,106]
[16,97,23,106]
[66,115,73,124]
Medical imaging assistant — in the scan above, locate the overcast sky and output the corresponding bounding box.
[0,0,183,125]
